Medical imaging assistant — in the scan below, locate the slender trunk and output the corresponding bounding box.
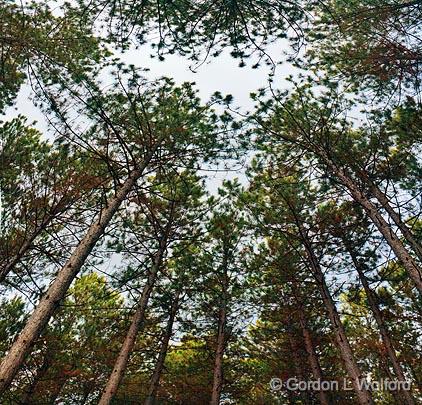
[47,375,69,404]
[291,281,329,404]
[288,333,305,380]
[144,293,179,405]
[344,241,415,405]
[99,241,167,405]
[21,349,52,405]
[287,332,312,405]
[1,187,99,284]
[80,382,96,405]
[366,180,422,263]
[0,214,53,283]
[210,239,231,405]
[24,369,69,404]
[210,306,226,405]
[379,348,403,404]
[295,222,374,405]
[323,157,422,293]
[0,147,157,395]
[409,364,422,391]
[296,307,330,405]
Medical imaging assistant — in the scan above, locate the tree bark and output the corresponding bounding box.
[98,239,167,405]
[210,306,227,405]
[323,157,422,294]
[287,331,312,405]
[295,221,374,405]
[344,240,415,405]
[379,349,402,404]
[366,179,422,263]
[0,147,157,395]
[266,128,421,291]
[144,293,179,405]
[210,238,231,405]
[296,306,330,405]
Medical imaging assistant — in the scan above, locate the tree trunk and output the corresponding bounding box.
[0,147,157,395]
[0,214,53,283]
[210,238,232,405]
[21,348,52,405]
[210,306,226,405]
[344,240,415,405]
[295,222,374,405]
[323,157,422,294]
[296,306,330,405]
[379,349,402,404]
[144,293,179,405]
[287,332,312,405]
[98,240,167,405]
[0,186,97,284]
[47,375,69,404]
[366,179,422,263]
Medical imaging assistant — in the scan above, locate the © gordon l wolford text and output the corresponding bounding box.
[270,377,412,392]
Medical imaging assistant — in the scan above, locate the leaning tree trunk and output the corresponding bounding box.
[98,239,167,405]
[21,347,52,405]
[295,221,374,405]
[322,156,422,294]
[0,179,103,284]
[296,304,330,405]
[286,330,312,405]
[344,240,416,405]
[365,178,422,263]
[210,306,227,405]
[379,349,402,404]
[0,145,158,395]
[0,214,54,284]
[144,292,180,405]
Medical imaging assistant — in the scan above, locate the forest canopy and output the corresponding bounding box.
[0,0,421,404]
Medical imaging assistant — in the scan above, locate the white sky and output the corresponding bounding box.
[2,40,297,192]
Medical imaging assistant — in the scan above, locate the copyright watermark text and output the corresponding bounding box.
[270,377,411,392]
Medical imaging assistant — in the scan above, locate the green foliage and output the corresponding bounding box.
[0,297,26,354]
[305,0,422,100]
[0,0,107,111]
[76,0,310,65]
[0,0,421,403]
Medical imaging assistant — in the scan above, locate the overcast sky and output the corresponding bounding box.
[2,40,297,192]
